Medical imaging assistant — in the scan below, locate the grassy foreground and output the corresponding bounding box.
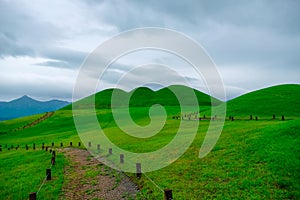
[0,84,299,199]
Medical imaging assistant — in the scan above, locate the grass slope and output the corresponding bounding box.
[68,85,221,110]
[0,84,299,199]
[226,84,300,118]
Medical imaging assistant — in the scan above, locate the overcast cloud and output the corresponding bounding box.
[0,0,299,101]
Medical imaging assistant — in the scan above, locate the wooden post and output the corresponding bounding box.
[45,146,48,151]
[51,155,56,165]
[231,116,234,121]
[255,116,258,121]
[282,115,285,121]
[250,115,252,120]
[109,148,112,155]
[26,145,28,150]
[273,115,275,120]
[136,163,141,178]
[120,154,124,164]
[70,142,72,147]
[60,142,63,147]
[164,189,173,200]
[52,150,56,157]
[97,144,100,150]
[33,143,35,150]
[0,148,2,152]
[49,149,52,153]
[46,169,51,180]
[42,145,44,150]
[29,192,36,200]
[52,142,54,147]
[88,142,91,147]
[78,142,81,147]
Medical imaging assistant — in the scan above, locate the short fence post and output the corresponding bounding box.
[49,149,52,153]
[273,115,275,119]
[51,151,56,165]
[255,116,258,121]
[231,116,234,121]
[70,142,72,147]
[52,142,54,147]
[88,142,91,147]
[0,148,2,152]
[46,169,51,180]
[136,163,142,178]
[33,143,35,150]
[42,145,44,150]
[97,144,100,150]
[164,189,173,200]
[29,192,36,200]
[282,115,285,120]
[109,148,112,155]
[60,142,63,147]
[26,145,28,150]
[78,142,81,147]
[120,154,124,164]
[45,146,48,151]
[250,115,252,120]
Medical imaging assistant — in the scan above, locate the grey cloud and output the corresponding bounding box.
[0,32,34,57]
[1,0,299,100]
[0,0,87,68]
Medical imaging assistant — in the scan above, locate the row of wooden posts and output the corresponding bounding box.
[173,114,286,121]
[229,115,285,121]
[1,142,173,200]
[29,149,56,200]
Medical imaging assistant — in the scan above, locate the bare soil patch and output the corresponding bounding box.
[59,148,138,200]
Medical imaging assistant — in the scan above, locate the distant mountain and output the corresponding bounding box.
[0,95,70,121]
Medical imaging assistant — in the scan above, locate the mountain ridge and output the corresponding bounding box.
[0,95,70,121]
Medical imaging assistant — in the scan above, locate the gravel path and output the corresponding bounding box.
[59,148,138,200]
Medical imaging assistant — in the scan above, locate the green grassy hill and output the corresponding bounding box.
[226,84,300,118]
[0,84,299,199]
[68,85,221,110]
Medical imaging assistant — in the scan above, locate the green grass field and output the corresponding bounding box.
[0,84,299,199]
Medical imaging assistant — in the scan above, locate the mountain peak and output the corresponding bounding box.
[14,95,35,102]
[20,95,31,99]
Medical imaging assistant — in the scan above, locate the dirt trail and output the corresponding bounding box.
[1,112,54,134]
[59,148,138,200]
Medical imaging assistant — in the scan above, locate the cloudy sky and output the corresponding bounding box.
[0,0,299,101]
